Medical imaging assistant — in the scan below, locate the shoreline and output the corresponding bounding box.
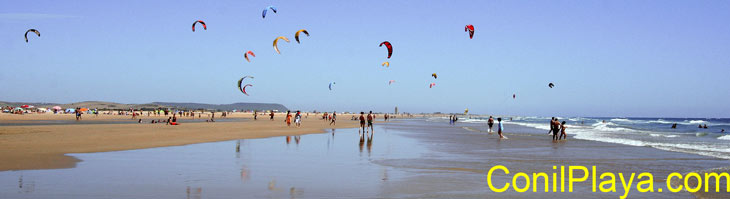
[379,120,730,198]
[0,113,373,171]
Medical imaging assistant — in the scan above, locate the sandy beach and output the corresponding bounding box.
[0,112,370,171]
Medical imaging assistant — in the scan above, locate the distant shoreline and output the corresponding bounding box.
[0,101,289,112]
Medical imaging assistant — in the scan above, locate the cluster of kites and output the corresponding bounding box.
[189,6,311,96]
[21,7,558,99]
[378,41,396,86]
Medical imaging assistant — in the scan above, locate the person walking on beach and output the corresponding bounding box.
[295,111,302,127]
[75,108,82,121]
[487,116,494,133]
[254,111,258,120]
[449,115,453,125]
[560,121,567,140]
[329,111,337,126]
[497,118,504,139]
[367,111,374,133]
[285,111,292,127]
[269,110,275,121]
[359,112,366,135]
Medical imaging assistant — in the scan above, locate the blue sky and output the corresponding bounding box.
[1,0,729,117]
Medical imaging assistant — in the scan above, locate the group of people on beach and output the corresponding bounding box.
[448,115,458,125]
[358,111,375,134]
[486,116,505,139]
[549,117,567,140]
[284,110,303,127]
[449,115,506,139]
[322,112,337,125]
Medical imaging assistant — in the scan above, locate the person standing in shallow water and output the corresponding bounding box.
[359,112,366,135]
[560,121,567,140]
[487,116,494,133]
[497,118,504,139]
[553,118,562,141]
[367,111,374,133]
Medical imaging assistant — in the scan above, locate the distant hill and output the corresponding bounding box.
[152,102,288,112]
[63,101,166,110]
[1,101,288,111]
[1,101,169,110]
[0,101,59,107]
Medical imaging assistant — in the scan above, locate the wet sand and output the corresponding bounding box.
[0,112,367,171]
[0,125,415,198]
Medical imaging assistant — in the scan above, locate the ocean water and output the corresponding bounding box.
[440,116,730,159]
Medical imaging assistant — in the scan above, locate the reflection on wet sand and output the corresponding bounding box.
[186,186,202,199]
[359,132,374,156]
[327,129,336,151]
[289,187,303,199]
[240,166,250,183]
[0,122,420,198]
[17,174,34,194]
[367,133,373,156]
[268,179,277,191]
[285,136,302,145]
